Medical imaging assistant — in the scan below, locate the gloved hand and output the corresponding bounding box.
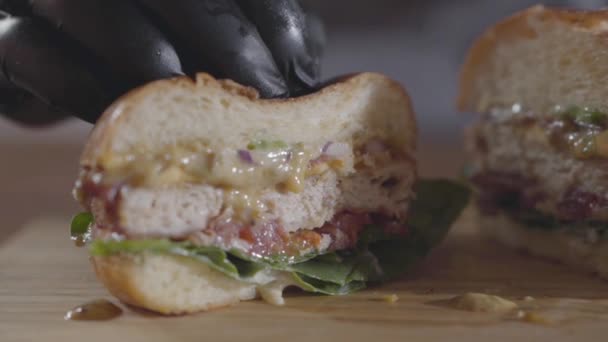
[0,0,325,125]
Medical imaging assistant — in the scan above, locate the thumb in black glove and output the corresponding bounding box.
[0,0,325,125]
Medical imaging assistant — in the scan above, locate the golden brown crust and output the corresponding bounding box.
[80,74,261,167]
[80,72,416,169]
[458,5,608,112]
[91,255,240,314]
[91,255,147,311]
[476,209,608,280]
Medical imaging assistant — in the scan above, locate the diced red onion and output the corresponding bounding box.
[237,150,254,164]
[322,141,333,153]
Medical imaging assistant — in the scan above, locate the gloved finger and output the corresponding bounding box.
[30,0,183,94]
[305,11,326,61]
[0,0,31,16]
[0,16,108,122]
[0,60,67,126]
[0,58,67,126]
[0,86,69,126]
[237,0,321,94]
[136,0,288,98]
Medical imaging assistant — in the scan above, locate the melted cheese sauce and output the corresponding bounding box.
[488,105,608,159]
[80,138,402,224]
[224,189,269,220]
[102,142,329,194]
[446,293,518,313]
[210,147,310,193]
[64,299,123,321]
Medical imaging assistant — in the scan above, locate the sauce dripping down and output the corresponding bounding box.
[72,237,86,247]
[64,299,123,321]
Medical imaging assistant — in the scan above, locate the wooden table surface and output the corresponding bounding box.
[2,208,608,342]
[0,143,83,243]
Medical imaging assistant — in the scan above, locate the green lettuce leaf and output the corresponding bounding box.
[246,139,288,150]
[291,273,366,295]
[557,106,607,127]
[91,239,244,279]
[70,212,93,238]
[499,202,608,237]
[88,179,470,295]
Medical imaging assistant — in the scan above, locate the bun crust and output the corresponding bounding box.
[477,210,608,280]
[81,72,416,168]
[92,254,258,314]
[458,5,608,113]
[462,6,608,281]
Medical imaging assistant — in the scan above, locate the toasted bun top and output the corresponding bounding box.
[458,5,608,114]
[81,72,416,170]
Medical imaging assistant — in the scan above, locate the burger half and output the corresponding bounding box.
[461,6,608,278]
[71,72,469,314]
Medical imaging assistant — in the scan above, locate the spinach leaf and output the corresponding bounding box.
[408,179,471,248]
[292,273,366,295]
[501,204,608,236]
[360,180,471,281]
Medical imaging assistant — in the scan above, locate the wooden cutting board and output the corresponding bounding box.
[2,208,608,342]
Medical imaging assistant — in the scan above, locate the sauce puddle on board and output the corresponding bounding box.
[432,293,608,325]
[433,293,519,314]
[430,293,553,325]
[65,299,123,321]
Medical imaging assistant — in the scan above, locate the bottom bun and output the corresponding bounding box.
[477,209,608,280]
[92,253,258,314]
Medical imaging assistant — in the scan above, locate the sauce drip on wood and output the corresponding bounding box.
[64,299,122,321]
[72,236,86,247]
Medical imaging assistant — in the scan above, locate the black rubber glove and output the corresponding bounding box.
[0,0,325,125]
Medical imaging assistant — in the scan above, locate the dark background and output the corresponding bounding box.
[0,0,605,240]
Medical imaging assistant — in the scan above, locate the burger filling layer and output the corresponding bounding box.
[469,105,608,239]
[76,139,412,259]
